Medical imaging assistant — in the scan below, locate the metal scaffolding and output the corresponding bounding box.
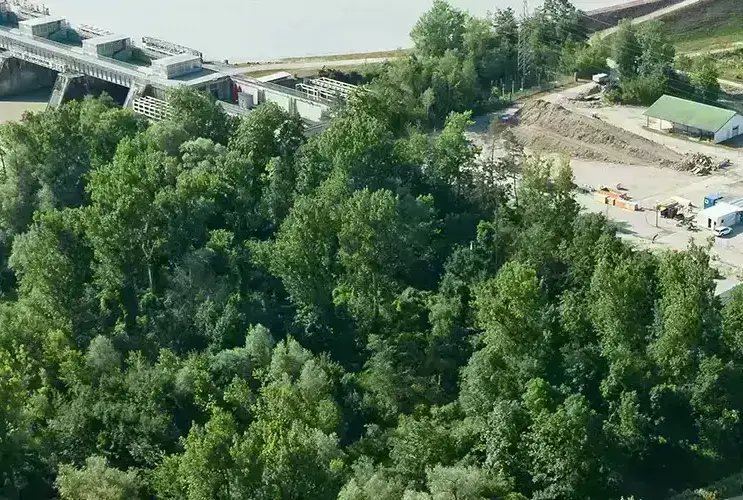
[77,24,112,39]
[132,95,172,121]
[295,77,358,103]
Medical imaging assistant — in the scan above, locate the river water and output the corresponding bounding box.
[0,88,49,123]
[39,0,623,62]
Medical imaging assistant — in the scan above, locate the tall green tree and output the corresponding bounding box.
[410,0,468,58]
[612,20,639,78]
[56,456,144,500]
[167,88,234,145]
[690,57,721,103]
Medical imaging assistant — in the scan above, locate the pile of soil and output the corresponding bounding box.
[512,100,682,166]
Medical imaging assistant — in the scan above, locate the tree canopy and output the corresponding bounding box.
[0,2,739,500]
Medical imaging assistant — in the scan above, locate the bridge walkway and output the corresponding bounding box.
[0,25,226,90]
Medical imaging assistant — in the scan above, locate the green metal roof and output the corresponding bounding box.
[643,95,737,133]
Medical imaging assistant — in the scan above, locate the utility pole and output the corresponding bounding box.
[517,0,530,92]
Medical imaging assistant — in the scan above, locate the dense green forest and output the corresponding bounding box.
[362,0,720,123]
[0,2,741,499]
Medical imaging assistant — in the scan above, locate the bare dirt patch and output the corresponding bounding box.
[511,99,683,166]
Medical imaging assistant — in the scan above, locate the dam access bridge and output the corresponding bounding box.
[0,3,354,126]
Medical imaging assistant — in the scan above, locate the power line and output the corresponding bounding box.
[517,0,532,91]
[571,8,728,108]
[513,4,728,108]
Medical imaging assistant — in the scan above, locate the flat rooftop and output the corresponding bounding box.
[82,33,130,45]
[19,15,66,27]
[169,67,216,82]
[152,53,201,66]
[699,201,742,219]
[257,71,293,83]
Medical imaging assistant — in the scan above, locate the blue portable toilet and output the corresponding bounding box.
[705,193,723,208]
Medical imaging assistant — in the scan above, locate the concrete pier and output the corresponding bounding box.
[47,71,84,108]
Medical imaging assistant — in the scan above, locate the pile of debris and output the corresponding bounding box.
[513,100,682,165]
[676,153,730,176]
[568,83,604,107]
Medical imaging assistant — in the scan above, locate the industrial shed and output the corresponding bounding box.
[644,95,743,144]
[696,202,743,231]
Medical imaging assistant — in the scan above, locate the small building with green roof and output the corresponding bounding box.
[643,94,743,144]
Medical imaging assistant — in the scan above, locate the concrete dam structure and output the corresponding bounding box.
[0,2,353,126]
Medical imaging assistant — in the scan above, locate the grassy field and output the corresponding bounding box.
[715,49,743,82]
[660,0,743,53]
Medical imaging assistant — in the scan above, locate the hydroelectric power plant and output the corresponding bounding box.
[0,1,357,128]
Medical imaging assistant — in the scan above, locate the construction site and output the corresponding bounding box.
[470,80,743,277]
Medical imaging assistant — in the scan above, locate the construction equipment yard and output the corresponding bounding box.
[469,81,743,276]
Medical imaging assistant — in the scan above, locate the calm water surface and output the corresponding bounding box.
[41,0,623,61]
[0,88,50,123]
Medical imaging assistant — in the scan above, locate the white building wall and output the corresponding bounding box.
[696,208,741,230]
[719,212,738,228]
[714,114,743,143]
[294,99,325,122]
[19,20,63,38]
[237,84,259,106]
[234,81,327,122]
[151,56,202,79]
[82,38,130,57]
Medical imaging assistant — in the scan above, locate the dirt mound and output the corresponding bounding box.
[512,99,682,165]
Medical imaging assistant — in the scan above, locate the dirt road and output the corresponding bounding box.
[683,42,743,57]
[720,79,743,91]
[596,0,707,37]
[205,57,394,77]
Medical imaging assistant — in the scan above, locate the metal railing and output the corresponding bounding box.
[141,36,202,59]
[0,25,149,83]
[234,76,334,106]
[132,95,172,120]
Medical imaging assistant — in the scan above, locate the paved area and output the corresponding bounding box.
[537,83,743,273]
[572,159,743,275]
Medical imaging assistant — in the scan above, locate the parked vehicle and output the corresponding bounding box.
[715,226,733,237]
